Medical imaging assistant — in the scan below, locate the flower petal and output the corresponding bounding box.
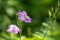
[24,16,31,23]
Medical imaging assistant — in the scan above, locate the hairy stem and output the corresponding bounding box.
[16,13,22,40]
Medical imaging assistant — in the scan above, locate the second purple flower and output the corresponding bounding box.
[6,24,20,34]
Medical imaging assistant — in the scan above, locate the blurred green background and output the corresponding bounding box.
[0,0,60,40]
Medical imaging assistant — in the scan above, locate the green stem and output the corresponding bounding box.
[18,20,22,40]
[16,13,22,40]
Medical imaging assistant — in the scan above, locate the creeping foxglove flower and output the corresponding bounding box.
[17,11,31,23]
[17,11,27,21]
[6,24,20,34]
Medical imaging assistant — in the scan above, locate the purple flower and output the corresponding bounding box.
[17,11,31,23]
[6,24,20,34]
[17,11,27,21]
